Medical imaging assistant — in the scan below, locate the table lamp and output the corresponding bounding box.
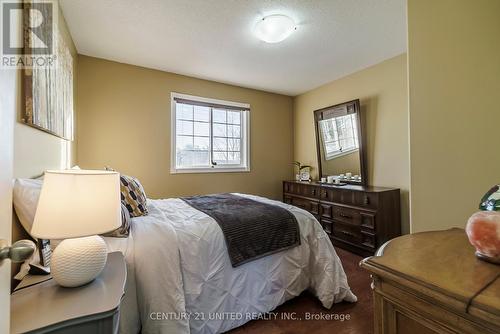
[31,170,121,287]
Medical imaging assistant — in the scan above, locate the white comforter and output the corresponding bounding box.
[106,193,357,334]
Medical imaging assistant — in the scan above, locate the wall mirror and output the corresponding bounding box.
[314,99,367,185]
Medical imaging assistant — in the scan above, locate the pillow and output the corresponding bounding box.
[120,174,148,217]
[13,179,43,236]
[102,203,131,238]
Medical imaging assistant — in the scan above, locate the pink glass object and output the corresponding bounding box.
[466,211,500,264]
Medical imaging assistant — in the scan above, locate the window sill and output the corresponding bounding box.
[325,148,359,160]
[170,167,251,174]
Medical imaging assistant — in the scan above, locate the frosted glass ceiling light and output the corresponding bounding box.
[254,14,296,43]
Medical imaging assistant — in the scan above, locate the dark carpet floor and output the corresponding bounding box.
[228,247,374,334]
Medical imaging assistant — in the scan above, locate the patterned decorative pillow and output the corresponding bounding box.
[102,203,131,238]
[120,174,148,217]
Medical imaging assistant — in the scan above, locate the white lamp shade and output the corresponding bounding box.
[31,170,121,239]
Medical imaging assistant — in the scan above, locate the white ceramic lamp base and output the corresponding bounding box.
[51,235,108,287]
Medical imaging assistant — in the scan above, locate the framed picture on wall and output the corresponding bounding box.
[21,1,74,141]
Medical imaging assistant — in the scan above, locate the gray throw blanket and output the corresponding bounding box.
[181,193,300,267]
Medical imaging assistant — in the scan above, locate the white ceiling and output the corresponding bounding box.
[60,0,407,96]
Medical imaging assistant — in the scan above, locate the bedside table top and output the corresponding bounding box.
[360,229,500,321]
[11,252,126,334]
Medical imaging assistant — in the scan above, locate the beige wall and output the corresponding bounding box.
[14,4,77,178]
[76,56,293,200]
[407,0,500,232]
[293,54,410,233]
[0,42,16,329]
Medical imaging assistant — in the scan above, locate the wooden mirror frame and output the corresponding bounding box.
[313,99,368,186]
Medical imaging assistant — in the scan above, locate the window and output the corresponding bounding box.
[320,114,359,160]
[171,93,250,173]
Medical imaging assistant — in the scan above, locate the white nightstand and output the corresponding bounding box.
[11,252,126,334]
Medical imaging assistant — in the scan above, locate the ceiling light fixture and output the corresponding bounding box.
[254,14,296,43]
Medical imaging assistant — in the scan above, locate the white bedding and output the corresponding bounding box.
[105,193,356,334]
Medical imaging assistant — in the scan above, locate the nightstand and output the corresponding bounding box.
[11,252,126,334]
[360,229,500,334]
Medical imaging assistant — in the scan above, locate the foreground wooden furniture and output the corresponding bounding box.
[11,252,126,334]
[283,180,401,256]
[360,229,500,334]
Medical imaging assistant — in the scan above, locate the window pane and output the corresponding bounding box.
[177,150,209,167]
[177,120,193,136]
[176,136,193,150]
[192,151,209,166]
[321,120,337,142]
[228,138,240,152]
[213,109,226,123]
[213,151,227,163]
[227,125,240,138]
[194,106,209,122]
[194,136,209,150]
[227,111,241,124]
[213,137,227,151]
[194,122,209,136]
[213,123,227,137]
[176,150,191,167]
[325,141,339,153]
[352,115,359,146]
[340,137,355,150]
[233,152,241,164]
[177,103,193,120]
[227,152,241,165]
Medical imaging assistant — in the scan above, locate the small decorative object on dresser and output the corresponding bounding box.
[283,180,401,256]
[11,252,126,334]
[292,161,312,182]
[466,184,500,264]
[360,229,500,334]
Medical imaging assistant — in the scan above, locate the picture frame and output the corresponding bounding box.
[21,1,74,141]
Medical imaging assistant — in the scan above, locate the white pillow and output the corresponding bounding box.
[13,178,43,237]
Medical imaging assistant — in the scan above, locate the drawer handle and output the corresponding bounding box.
[339,213,352,219]
[312,189,316,195]
[364,196,370,205]
[341,230,356,238]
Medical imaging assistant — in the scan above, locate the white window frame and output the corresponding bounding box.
[170,92,250,174]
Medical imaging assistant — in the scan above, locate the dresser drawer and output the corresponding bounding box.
[320,188,355,205]
[290,196,319,215]
[361,230,376,249]
[322,218,333,235]
[283,182,299,195]
[320,203,333,219]
[353,191,379,209]
[332,205,361,226]
[360,211,376,230]
[284,182,320,199]
[300,184,320,199]
[332,221,363,245]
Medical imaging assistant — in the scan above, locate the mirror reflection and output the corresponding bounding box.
[315,100,365,184]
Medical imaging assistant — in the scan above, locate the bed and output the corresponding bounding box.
[104,193,357,334]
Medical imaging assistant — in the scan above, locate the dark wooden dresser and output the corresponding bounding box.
[360,229,500,334]
[283,180,401,256]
